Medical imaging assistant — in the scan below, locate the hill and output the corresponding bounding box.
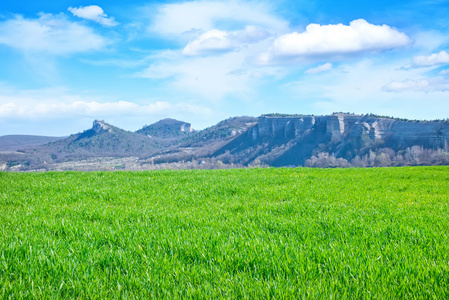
[137,116,258,167]
[0,120,160,171]
[182,116,258,148]
[39,120,160,158]
[136,118,195,147]
[137,118,194,138]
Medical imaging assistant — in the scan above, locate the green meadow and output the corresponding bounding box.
[1,167,448,298]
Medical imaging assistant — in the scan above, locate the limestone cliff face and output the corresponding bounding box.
[365,118,448,148]
[251,116,316,140]
[246,114,449,149]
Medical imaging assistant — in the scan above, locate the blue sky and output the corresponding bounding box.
[1,0,449,135]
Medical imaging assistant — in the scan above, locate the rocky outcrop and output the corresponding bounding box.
[92,120,113,134]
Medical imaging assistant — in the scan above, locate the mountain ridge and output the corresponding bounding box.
[1,114,448,171]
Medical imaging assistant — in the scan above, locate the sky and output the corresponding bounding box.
[1,0,449,136]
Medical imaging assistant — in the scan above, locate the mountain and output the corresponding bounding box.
[39,120,160,159]
[0,135,63,152]
[0,120,160,170]
[1,114,448,171]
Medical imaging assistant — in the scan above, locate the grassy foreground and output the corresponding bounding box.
[1,167,448,298]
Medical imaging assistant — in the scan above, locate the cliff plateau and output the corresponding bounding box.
[211,114,449,166]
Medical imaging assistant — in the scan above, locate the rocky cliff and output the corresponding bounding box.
[92,119,113,134]
[249,114,448,147]
[213,114,449,166]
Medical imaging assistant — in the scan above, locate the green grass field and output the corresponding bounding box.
[1,167,448,298]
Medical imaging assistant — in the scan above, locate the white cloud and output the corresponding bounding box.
[383,78,449,92]
[439,69,449,75]
[68,5,118,27]
[411,51,449,67]
[182,26,270,56]
[183,29,233,56]
[260,19,411,64]
[0,14,108,55]
[149,0,287,37]
[305,63,333,74]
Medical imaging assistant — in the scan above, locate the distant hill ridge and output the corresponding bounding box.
[0,135,63,152]
[1,114,448,171]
